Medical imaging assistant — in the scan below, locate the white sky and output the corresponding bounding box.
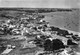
[0,0,79,8]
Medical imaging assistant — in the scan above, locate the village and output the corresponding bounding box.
[0,11,80,55]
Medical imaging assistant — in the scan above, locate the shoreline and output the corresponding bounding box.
[48,24,80,36]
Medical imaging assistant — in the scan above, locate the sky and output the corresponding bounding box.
[0,0,79,8]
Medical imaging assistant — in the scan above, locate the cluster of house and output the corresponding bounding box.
[0,13,80,55]
[0,14,45,35]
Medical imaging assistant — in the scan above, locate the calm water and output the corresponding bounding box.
[43,12,80,32]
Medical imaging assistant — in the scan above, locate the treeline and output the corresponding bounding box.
[37,8,73,13]
[0,8,72,13]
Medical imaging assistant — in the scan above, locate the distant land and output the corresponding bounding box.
[0,8,79,33]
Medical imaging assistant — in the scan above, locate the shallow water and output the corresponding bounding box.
[42,11,80,32]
